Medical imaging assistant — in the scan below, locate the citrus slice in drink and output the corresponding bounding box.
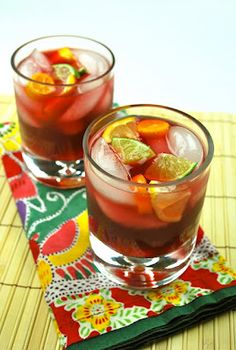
[53,63,78,82]
[111,137,155,165]
[53,63,87,82]
[131,174,153,214]
[26,72,55,97]
[52,64,77,95]
[102,117,138,143]
[149,181,191,222]
[62,74,78,95]
[145,153,197,181]
[137,119,170,138]
[49,47,76,65]
[58,47,75,60]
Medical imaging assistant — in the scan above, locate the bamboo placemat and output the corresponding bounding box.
[0,96,235,350]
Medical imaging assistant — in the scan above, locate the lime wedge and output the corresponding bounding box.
[53,63,78,82]
[145,153,197,181]
[111,137,155,165]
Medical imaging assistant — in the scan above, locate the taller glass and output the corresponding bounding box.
[83,105,214,289]
[11,35,115,188]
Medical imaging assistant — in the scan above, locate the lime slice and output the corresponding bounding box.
[111,137,155,165]
[102,117,137,143]
[145,153,197,182]
[53,63,78,82]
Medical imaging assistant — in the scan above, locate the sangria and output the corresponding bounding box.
[11,35,114,187]
[83,105,214,288]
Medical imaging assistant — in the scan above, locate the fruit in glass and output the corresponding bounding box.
[83,105,214,288]
[11,35,114,187]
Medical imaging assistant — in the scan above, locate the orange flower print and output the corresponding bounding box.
[147,280,188,306]
[75,294,121,332]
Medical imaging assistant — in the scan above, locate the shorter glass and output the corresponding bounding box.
[83,104,214,289]
[11,35,114,188]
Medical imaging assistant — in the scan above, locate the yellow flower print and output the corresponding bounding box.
[37,260,53,291]
[212,256,236,278]
[75,294,121,332]
[148,280,188,305]
[0,122,21,155]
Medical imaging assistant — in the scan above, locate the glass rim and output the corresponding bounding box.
[10,34,115,87]
[83,104,214,189]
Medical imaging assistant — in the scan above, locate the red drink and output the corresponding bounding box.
[83,105,214,288]
[11,36,114,187]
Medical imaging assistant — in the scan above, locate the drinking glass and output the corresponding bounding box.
[83,104,214,289]
[11,35,115,188]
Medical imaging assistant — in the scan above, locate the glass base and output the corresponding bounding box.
[22,150,85,188]
[90,233,195,289]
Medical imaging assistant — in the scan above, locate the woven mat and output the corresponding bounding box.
[0,96,236,350]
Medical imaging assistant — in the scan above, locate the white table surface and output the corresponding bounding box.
[1,0,236,113]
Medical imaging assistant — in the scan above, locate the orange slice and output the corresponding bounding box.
[102,117,137,143]
[26,72,55,97]
[131,174,153,214]
[149,182,191,222]
[137,119,170,138]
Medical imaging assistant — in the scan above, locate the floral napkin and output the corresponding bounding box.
[1,121,236,350]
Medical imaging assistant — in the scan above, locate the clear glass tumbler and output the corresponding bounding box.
[11,35,115,188]
[83,104,214,289]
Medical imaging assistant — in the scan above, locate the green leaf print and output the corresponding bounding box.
[25,184,86,241]
[80,324,91,338]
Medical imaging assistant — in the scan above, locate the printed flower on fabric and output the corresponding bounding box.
[192,254,236,285]
[0,122,21,155]
[54,289,147,339]
[37,259,53,291]
[75,293,121,333]
[144,280,212,312]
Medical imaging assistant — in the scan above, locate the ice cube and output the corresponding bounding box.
[14,84,42,127]
[77,51,99,75]
[18,49,52,81]
[31,49,52,72]
[167,126,203,163]
[96,54,109,76]
[91,137,128,179]
[59,82,106,124]
[16,102,41,128]
[74,50,108,93]
[87,138,134,205]
[18,56,39,79]
[93,78,113,115]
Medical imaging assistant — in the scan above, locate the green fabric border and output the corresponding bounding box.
[67,285,236,350]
